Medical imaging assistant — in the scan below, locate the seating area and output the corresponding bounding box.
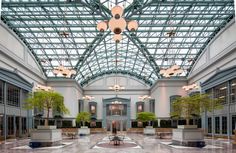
[126,128,144,134]
[61,128,78,139]
[108,135,125,145]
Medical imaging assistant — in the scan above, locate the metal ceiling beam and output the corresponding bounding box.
[7,24,225,28]
[124,32,160,78]
[79,70,153,87]
[73,31,111,78]
[17,30,217,33]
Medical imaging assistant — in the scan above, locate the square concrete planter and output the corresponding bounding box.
[172,125,205,147]
[144,126,155,135]
[30,126,62,147]
[78,126,90,135]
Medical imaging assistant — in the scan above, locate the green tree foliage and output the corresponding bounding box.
[170,93,222,125]
[136,112,157,123]
[76,112,91,127]
[25,90,69,126]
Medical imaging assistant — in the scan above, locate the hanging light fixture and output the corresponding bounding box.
[127,20,138,31]
[139,95,151,101]
[182,83,199,91]
[53,65,76,78]
[160,65,183,78]
[109,84,125,91]
[111,5,123,19]
[108,42,125,91]
[82,95,95,101]
[97,5,138,42]
[111,100,122,104]
[35,84,53,91]
[113,34,122,43]
[97,21,108,32]
[108,17,127,34]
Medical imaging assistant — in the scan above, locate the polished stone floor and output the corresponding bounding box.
[0,134,236,153]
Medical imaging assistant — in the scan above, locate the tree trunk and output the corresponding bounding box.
[186,118,190,125]
[45,108,50,126]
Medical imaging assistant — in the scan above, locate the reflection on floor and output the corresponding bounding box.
[93,136,141,149]
[0,134,235,153]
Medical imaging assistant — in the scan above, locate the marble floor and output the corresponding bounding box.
[0,134,236,153]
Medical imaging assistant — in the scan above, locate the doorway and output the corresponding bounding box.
[107,120,127,132]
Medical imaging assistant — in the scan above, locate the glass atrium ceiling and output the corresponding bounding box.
[1,0,235,86]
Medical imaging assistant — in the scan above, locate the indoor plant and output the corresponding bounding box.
[170,93,222,147]
[136,112,156,135]
[76,112,91,135]
[25,90,69,147]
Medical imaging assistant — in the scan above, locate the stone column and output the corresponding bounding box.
[3,82,7,142]
[227,81,231,139]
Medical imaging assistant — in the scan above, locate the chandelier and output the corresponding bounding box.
[82,95,95,101]
[139,95,151,101]
[109,84,125,91]
[35,84,52,91]
[97,5,138,43]
[53,65,76,78]
[160,65,183,78]
[111,100,122,104]
[182,83,199,91]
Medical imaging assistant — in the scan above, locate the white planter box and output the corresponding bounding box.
[78,127,90,135]
[144,126,155,135]
[37,126,57,130]
[31,127,62,146]
[172,127,205,147]
[177,125,198,129]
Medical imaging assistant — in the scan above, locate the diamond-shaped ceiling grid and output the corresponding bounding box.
[1,0,235,86]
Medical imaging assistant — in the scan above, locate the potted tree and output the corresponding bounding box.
[137,112,156,135]
[170,93,222,147]
[76,112,91,135]
[25,90,69,147]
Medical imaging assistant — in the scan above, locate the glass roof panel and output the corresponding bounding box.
[1,0,235,86]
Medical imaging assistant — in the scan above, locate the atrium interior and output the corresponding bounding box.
[0,0,236,152]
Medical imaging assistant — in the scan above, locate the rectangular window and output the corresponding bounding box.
[208,117,212,133]
[215,117,220,134]
[78,100,84,113]
[7,116,14,136]
[7,83,20,107]
[170,95,181,114]
[214,83,227,104]
[0,81,3,103]
[232,115,236,135]
[21,117,27,134]
[230,79,236,103]
[0,114,3,136]
[149,99,155,113]
[222,116,227,134]
[136,102,144,113]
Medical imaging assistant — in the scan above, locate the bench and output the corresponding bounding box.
[61,128,78,139]
[156,132,172,139]
[156,128,173,139]
[64,132,77,139]
[127,128,143,133]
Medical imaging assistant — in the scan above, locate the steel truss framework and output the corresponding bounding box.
[1,0,235,86]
